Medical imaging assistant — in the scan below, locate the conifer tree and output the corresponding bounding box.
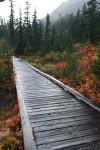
[50,25,57,51]
[44,14,50,53]
[24,0,32,50]
[86,0,100,42]
[32,9,39,52]
[15,8,24,55]
[73,9,81,42]
[0,18,5,39]
[66,32,73,52]
[38,20,43,52]
[9,0,15,49]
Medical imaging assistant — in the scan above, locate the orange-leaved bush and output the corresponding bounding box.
[75,45,100,103]
[0,48,15,95]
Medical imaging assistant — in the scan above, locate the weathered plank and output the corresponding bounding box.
[34,123,100,139]
[36,128,100,145]
[29,111,98,123]
[30,113,100,127]
[13,57,100,150]
[13,58,37,150]
[37,134,100,150]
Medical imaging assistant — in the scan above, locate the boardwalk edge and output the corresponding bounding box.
[13,57,37,150]
[21,58,100,113]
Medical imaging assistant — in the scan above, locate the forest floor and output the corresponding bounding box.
[0,92,24,150]
[22,44,100,105]
[0,39,24,149]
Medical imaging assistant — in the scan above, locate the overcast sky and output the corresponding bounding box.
[0,0,66,20]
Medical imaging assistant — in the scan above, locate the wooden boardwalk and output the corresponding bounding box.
[13,57,100,150]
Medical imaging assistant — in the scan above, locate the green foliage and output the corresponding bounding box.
[63,53,82,86]
[32,9,40,52]
[15,40,24,55]
[66,33,74,52]
[91,46,100,79]
[0,42,14,95]
[15,8,24,55]
[0,0,100,55]
[23,1,32,49]
[44,14,51,53]
[8,0,15,49]
[50,25,57,50]
[0,136,18,149]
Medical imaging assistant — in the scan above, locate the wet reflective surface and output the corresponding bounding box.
[14,57,100,150]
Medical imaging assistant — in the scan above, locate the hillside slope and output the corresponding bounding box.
[50,0,100,20]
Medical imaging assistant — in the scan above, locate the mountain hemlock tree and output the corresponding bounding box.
[73,9,81,43]
[80,3,89,42]
[66,32,74,52]
[32,9,39,52]
[15,8,24,55]
[50,25,57,51]
[14,18,19,43]
[0,17,5,39]
[44,14,50,54]
[9,0,15,50]
[86,0,100,42]
[58,17,66,50]
[0,0,100,53]
[1,19,8,40]
[38,20,43,52]
[80,3,86,42]
[24,0,32,52]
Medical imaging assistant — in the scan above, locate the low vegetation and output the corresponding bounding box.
[0,0,100,148]
[22,43,100,104]
[0,40,23,149]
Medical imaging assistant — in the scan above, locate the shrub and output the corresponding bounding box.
[65,53,82,86]
[0,47,15,95]
[91,46,100,79]
[0,136,18,149]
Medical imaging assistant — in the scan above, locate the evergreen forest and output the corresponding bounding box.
[0,0,100,148]
[0,0,100,103]
[0,0,99,54]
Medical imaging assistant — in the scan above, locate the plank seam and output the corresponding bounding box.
[20,58,100,113]
[13,57,37,150]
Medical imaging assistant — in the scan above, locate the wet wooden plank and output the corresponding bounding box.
[13,59,37,150]
[34,118,100,132]
[27,106,95,116]
[26,103,88,113]
[25,101,83,110]
[37,134,100,150]
[30,113,100,127]
[36,128,100,145]
[28,108,96,124]
[25,100,80,108]
[13,57,100,150]
[29,111,98,123]
[34,123,100,139]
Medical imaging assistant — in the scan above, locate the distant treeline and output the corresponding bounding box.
[0,0,100,55]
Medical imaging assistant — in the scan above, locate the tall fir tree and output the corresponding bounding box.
[0,17,5,39]
[38,20,43,52]
[44,14,50,53]
[86,0,100,42]
[15,8,24,55]
[32,9,39,52]
[9,0,15,49]
[24,0,32,51]
[50,25,57,51]
[66,32,74,52]
[73,9,81,43]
